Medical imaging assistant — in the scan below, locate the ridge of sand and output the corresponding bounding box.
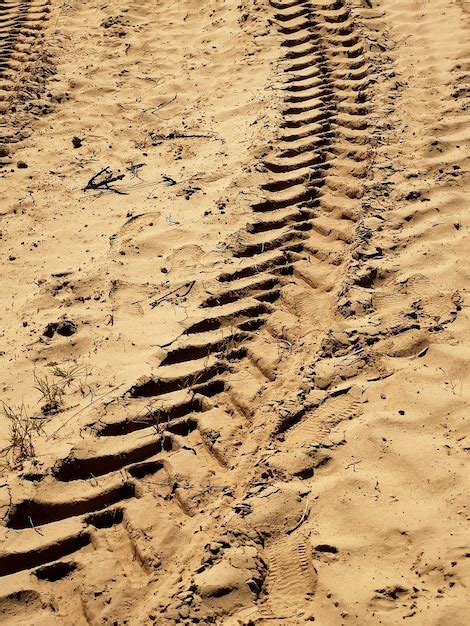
[0,0,469,624]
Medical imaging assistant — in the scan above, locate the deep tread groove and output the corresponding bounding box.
[6,483,136,529]
[33,560,78,582]
[0,532,91,577]
[52,437,172,481]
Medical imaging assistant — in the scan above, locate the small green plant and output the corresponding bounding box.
[33,371,64,414]
[33,362,94,414]
[50,362,93,397]
[186,352,212,399]
[0,402,49,470]
[217,328,243,360]
[0,361,95,470]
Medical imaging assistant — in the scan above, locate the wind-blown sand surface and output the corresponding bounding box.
[0,0,468,624]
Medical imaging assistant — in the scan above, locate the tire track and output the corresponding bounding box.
[0,0,376,616]
[154,0,379,621]
[1,0,465,621]
[0,0,54,163]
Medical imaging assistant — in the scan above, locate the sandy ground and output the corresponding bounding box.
[0,0,469,624]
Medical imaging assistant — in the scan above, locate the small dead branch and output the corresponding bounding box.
[153,94,177,111]
[162,174,177,186]
[83,166,127,195]
[165,213,180,225]
[286,498,311,534]
[149,280,195,309]
[149,129,223,145]
[126,162,145,178]
[345,460,361,471]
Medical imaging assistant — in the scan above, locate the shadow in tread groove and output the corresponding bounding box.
[6,483,136,529]
[0,532,91,577]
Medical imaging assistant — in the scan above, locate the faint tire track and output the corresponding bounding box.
[0,0,54,163]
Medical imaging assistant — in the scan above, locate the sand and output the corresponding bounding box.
[0,0,468,624]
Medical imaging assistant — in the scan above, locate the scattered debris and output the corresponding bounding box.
[149,280,195,309]
[127,162,145,178]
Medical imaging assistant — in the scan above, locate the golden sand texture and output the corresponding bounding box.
[0,0,468,624]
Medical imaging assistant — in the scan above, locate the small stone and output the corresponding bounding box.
[208,542,222,554]
[17,161,28,169]
[177,591,193,601]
